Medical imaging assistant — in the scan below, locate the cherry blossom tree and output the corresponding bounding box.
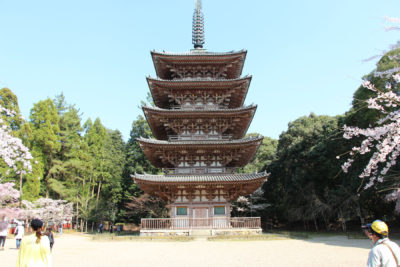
[22,198,74,226]
[231,189,271,215]
[0,105,33,219]
[0,105,75,225]
[341,78,400,186]
[0,182,20,219]
[340,17,400,210]
[0,106,32,175]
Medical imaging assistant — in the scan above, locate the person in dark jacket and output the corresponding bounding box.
[0,219,8,251]
[44,227,54,251]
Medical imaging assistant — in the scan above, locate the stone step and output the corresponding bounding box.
[190,229,212,236]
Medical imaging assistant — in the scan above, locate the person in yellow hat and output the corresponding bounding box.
[363,220,400,267]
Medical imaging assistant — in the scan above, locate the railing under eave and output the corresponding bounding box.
[168,134,233,141]
[163,167,236,175]
[141,217,261,230]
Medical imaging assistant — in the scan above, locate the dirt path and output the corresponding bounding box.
[2,233,376,267]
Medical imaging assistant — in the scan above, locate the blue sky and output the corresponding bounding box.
[1,0,399,141]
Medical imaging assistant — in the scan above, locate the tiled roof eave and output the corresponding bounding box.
[133,179,266,186]
[137,136,263,146]
[151,49,247,57]
[142,104,257,115]
[151,50,247,80]
[147,75,252,84]
[131,172,269,184]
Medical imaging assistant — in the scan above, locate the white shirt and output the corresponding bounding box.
[15,225,24,239]
[0,226,8,236]
[367,238,400,267]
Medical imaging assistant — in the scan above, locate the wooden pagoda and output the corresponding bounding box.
[132,0,268,235]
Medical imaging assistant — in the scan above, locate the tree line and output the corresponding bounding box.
[239,47,400,231]
[0,91,165,230]
[1,47,400,232]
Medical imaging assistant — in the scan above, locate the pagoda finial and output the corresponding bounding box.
[192,0,205,49]
[196,0,202,10]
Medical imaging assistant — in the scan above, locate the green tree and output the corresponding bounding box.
[95,130,125,224]
[263,114,350,230]
[119,115,162,222]
[237,134,278,174]
[48,99,93,230]
[0,88,23,130]
[29,98,61,197]
[84,118,108,207]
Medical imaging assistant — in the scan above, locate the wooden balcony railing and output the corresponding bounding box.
[168,134,232,141]
[163,167,236,175]
[170,105,228,110]
[141,217,261,230]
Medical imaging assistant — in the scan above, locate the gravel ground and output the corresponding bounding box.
[2,233,378,267]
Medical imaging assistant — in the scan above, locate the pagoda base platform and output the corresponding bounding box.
[140,217,262,236]
[140,228,262,237]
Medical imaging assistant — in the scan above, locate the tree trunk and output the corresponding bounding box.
[45,172,50,198]
[45,157,53,198]
[96,178,102,207]
[90,173,95,198]
[91,222,94,233]
[313,214,319,231]
[323,214,329,231]
[356,201,364,226]
[339,209,347,232]
[19,173,23,208]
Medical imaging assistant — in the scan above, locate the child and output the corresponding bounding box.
[15,221,24,249]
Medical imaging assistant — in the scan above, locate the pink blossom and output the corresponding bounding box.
[0,182,21,219]
[341,71,400,196]
[384,16,400,23]
[393,73,400,83]
[362,80,376,91]
[21,198,74,225]
[383,16,400,32]
[0,105,33,174]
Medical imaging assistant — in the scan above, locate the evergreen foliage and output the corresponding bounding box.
[1,47,400,231]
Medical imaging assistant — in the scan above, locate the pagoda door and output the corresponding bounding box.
[193,207,209,228]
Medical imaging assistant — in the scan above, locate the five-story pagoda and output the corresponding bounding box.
[132,0,268,235]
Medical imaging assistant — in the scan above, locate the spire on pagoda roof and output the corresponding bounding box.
[192,0,205,49]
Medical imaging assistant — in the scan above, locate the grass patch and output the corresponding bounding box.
[346,231,369,240]
[90,233,194,242]
[86,230,140,236]
[264,230,310,239]
[207,233,290,241]
[58,229,82,235]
